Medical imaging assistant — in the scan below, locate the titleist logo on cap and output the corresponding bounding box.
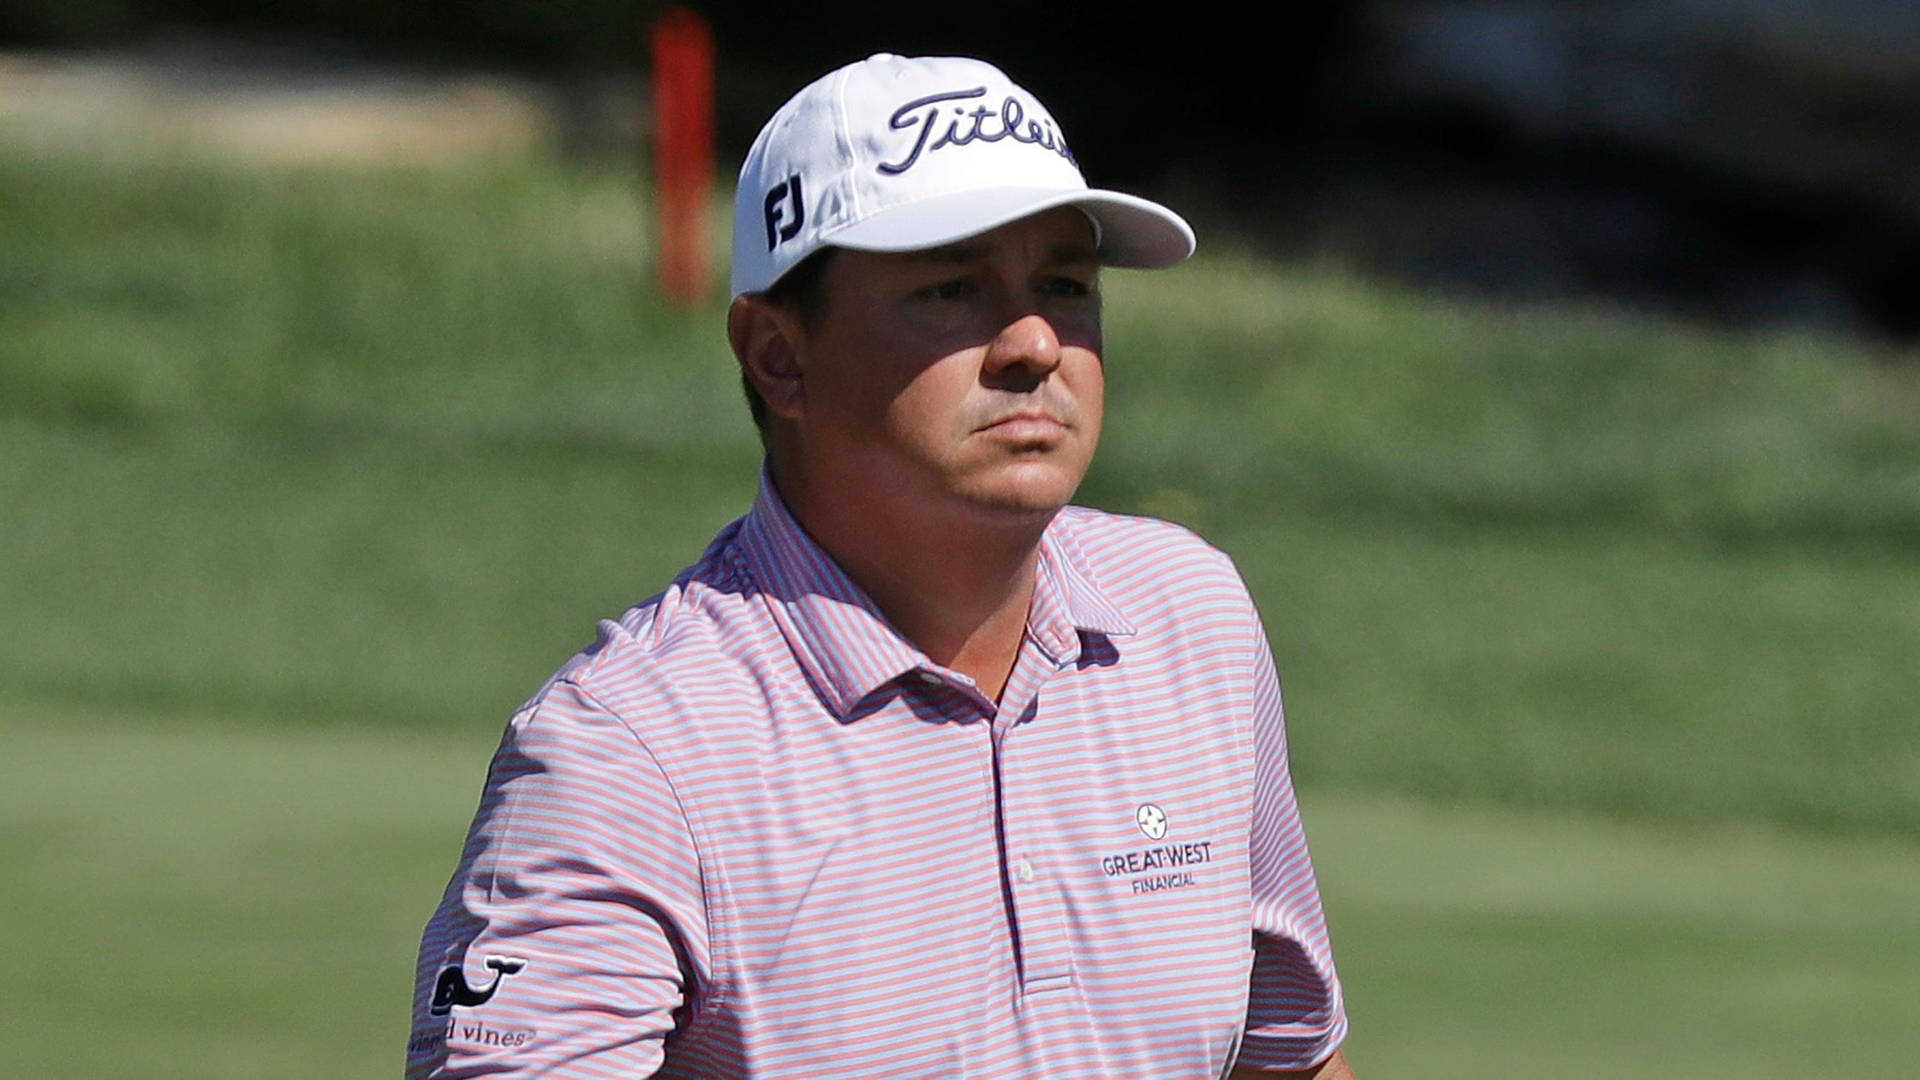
[877,87,1077,176]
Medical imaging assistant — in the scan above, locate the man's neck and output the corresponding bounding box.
[771,466,1051,703]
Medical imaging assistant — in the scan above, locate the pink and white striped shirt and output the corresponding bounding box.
[409,473,1346,1078]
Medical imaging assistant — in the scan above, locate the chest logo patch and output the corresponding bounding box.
[1103,804,1216,895]
[1136,803,1168,839]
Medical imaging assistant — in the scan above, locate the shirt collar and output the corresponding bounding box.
[734,468,1136,719]
[1027,514,1136,663]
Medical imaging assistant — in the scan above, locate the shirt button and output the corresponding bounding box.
[1016,859,1035,884]
[915,671,943,687]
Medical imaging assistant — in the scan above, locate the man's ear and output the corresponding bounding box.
[728,294,807,422]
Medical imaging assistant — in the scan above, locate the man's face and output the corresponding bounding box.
[784,206,1104,527]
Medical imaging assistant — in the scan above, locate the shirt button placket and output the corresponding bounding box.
[996,688,1075,997]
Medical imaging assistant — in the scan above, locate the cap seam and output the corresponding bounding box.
[833,64,863,221]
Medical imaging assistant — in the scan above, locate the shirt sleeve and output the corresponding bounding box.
[406,678,711,1079]
[1236,612,1349,1071]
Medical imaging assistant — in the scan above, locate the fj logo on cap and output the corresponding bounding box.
[762,174,805,250]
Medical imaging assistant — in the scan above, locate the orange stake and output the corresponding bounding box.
[651,8,714,307]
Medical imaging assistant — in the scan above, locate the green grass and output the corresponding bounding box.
[1096,259,1920,548]
[7,412,1914,833]
[4,705,1914,1078]
[4,135,1918,835]
[0,417,757,726]
[0,705,483,1079]
[6,129,1919,1078]
[1310,791,1920,1078]
[1251,518,1920,833]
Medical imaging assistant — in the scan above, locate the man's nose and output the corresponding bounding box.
[981,312,1063,389]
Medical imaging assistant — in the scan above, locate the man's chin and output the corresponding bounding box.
[950,464,1085,521]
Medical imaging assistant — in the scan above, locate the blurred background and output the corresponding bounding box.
[2,2,1916,1077]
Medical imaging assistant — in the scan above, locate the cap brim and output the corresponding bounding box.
[822,186,1195,268]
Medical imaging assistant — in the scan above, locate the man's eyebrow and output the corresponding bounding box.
[1044,241,1100,265]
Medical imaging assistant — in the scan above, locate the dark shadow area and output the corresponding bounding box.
[8,0,1914,341]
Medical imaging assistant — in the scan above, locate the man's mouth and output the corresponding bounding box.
[977,403,1072,432]
[977,411,1070,442]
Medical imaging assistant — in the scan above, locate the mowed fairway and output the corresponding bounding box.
[0,705,485,1079]
[4,704,1916,1078]
[1313,796,1920,1077]
[4,128,1918,1076]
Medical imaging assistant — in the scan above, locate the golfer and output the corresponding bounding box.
[409,52,1355,1079]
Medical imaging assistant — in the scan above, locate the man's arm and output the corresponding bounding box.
[1234,597,1351,1070]
[1230,1047,1356,1079]
[407,680,705,1077]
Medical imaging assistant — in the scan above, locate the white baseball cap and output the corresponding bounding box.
[731,53,1195,298]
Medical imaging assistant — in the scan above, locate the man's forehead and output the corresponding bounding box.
[893,210,1100,267]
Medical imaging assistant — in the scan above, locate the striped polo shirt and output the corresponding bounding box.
[409,473,1346,1078]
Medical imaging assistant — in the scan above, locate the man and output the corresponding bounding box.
[410,53,1354,1079]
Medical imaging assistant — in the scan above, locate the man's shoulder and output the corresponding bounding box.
[1053,504,1240,578]
[1050,504,1254,617]
[521,538,772,728]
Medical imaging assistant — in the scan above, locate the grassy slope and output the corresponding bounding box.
[5,140,1915,832]
[6,132,1920,1078]
[4,706,1915,1078]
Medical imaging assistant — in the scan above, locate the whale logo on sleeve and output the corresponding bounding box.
[429,955,527,1015]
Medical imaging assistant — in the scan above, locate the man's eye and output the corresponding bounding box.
[915,279,972,301]
[1043,276,1093,298]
